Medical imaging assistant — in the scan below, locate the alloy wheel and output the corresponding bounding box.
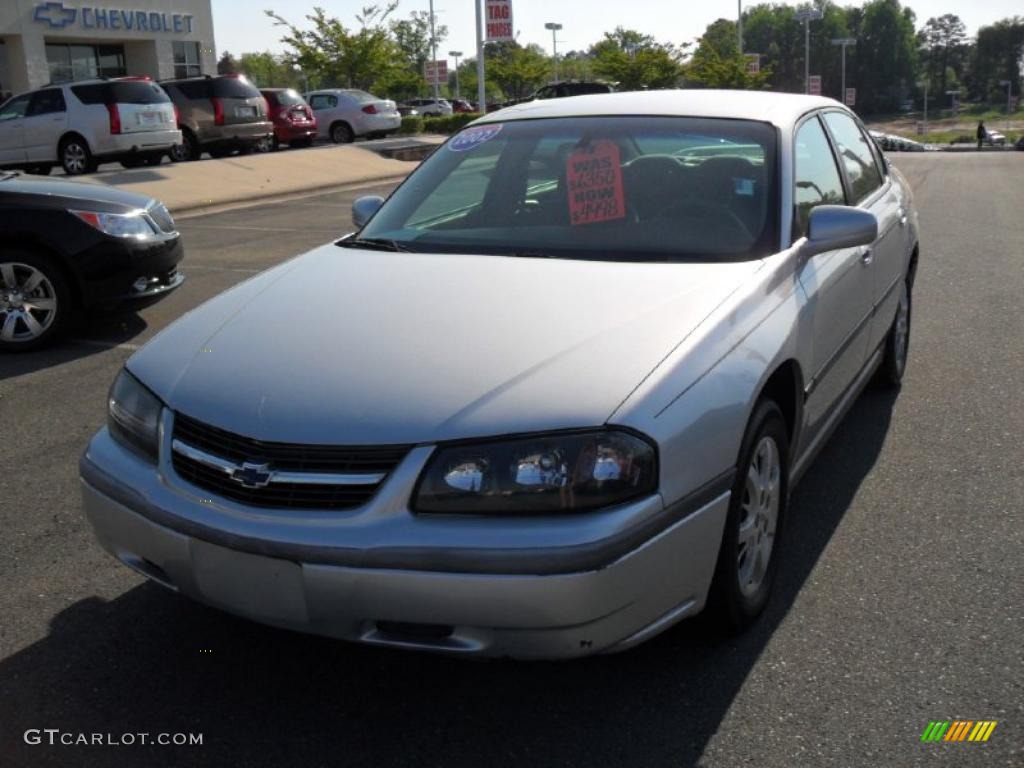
[0,262,58,343]
[63,143,87,174]
[737,435,781,598]
[893,282,910,377]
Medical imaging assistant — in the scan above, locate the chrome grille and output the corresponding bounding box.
[170,412,410,510]
[147,202,176,234]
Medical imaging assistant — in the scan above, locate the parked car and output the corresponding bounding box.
[0,77,180,176]
[403,97,453,116]
[259,88,317,150]
[869,131,929,152]
[984,130,1006,146]
[162,74,272,161]
[451,99,475,113]
[0,171,183,350]
[532,81,615,100]
[306,89,401,143]
[396,105,420,117]
[80,91,919,659]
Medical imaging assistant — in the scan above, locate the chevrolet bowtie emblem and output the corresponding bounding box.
[230,461,274,488]
[33,2,78,28]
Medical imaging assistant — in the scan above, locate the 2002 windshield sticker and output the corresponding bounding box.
[449,124,503,152]
[566,140,626,226]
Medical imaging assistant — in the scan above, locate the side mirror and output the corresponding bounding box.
[801,205,878,259]
[352,195,384,229]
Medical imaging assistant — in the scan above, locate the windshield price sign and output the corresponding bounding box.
[566,140,626,226]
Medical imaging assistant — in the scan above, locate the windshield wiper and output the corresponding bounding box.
[339,237,410,252]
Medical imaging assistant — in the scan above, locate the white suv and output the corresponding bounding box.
[0,78,180,176]
[404,97,453,116]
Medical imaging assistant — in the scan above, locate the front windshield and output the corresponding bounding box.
[357,116,778,261]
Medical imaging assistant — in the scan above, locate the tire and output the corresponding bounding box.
[330,122,354,144]
[25,165,52,176]
[0,249,72,351]
[60,136,96,175]
[875,277,912,387]
[169,131,199,162]
[708,399,790,630]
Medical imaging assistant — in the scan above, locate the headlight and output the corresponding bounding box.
[107,369,163,462]
[71,209,157,239]
[414,430,657,514]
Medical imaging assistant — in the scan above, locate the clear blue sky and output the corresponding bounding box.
[213,0,1023,63]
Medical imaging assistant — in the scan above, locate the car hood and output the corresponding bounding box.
[0,174,155,212]
[128,245,761,445]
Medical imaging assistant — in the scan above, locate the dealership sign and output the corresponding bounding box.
[424,60,448,85]
[33,2,195,34]
[485,0,514,42]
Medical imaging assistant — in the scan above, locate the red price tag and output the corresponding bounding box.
[566,140,626,226]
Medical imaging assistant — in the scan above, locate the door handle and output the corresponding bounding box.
[898,208,908,227]
[860,247,874,265]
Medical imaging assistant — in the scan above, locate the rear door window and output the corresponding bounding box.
[27,89,66,116]
[309,94,337,110]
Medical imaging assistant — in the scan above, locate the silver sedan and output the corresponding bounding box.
[80,90,919,659]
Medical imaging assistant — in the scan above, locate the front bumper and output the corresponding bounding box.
[77,233,185,309]
[79,424,730,659]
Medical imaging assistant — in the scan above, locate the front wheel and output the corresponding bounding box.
[60,137,96,175]
[0,250,70,351]
[875,278,911,387]
[708,399,790,630]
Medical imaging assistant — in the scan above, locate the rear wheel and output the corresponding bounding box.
[0,250,71,351]
[60,136,96,175]
[330,122,354,144]
[875,278,912,387]
[168,131,199,162]
[708,400,789,630]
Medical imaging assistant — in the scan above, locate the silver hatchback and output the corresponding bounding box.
[80,91,919,659]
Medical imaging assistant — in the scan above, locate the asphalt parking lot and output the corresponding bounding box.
[1,153,1022,767]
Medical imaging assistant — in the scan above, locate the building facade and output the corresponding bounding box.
[1,0,216,98]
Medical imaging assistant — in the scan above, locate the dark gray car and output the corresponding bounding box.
[162,75,272,161]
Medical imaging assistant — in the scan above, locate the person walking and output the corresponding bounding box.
[976,120,987,149]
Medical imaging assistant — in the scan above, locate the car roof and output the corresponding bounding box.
[477,89,844,129]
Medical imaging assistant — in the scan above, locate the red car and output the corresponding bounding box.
[260,88,317,149]
[451,99,475,113]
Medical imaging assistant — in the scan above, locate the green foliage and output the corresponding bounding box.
[686,45,772,89]
[217,51,239,75]
[266,4,401,90]
[397,114,424,135]
[589,27,685,90]
[970,18,1024,103]
[423,113,482,134]
[486,43,551,101]
[236,52,302,89]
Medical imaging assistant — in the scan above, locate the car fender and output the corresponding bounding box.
[611,246,810,507]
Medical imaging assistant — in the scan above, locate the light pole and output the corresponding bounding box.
[428,0,439,101]
[830,37,855,103]
[796,8,823,94]
[918,80,928,134]
[475,0,485,112]
[449,50,462,98]
[999,79,1013,133]
[545,22,563,82]
[737,0,743,54]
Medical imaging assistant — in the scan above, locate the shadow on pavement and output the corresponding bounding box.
[0,313,147,381]
[0,389,898,767]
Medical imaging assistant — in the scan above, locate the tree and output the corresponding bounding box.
[589,27,684,90]
[217,51,238,75]
[390,11,447,74]
[849,0,918,113]
[686,45,772,89]
[267,4,400,90]
[969,17,1024,102]
[486,42,551,100]
[236,52,301,88]
[918,14,968,97]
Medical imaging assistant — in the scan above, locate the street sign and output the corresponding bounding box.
[808,75,822,96]
[424,60,448,85]
[845,87,856,106]
[795,8,823,22]
[485,0,514,42]
[745,53,760,75]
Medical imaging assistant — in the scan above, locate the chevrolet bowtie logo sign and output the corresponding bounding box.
[230,462,274,489]
[33,2,78,28]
